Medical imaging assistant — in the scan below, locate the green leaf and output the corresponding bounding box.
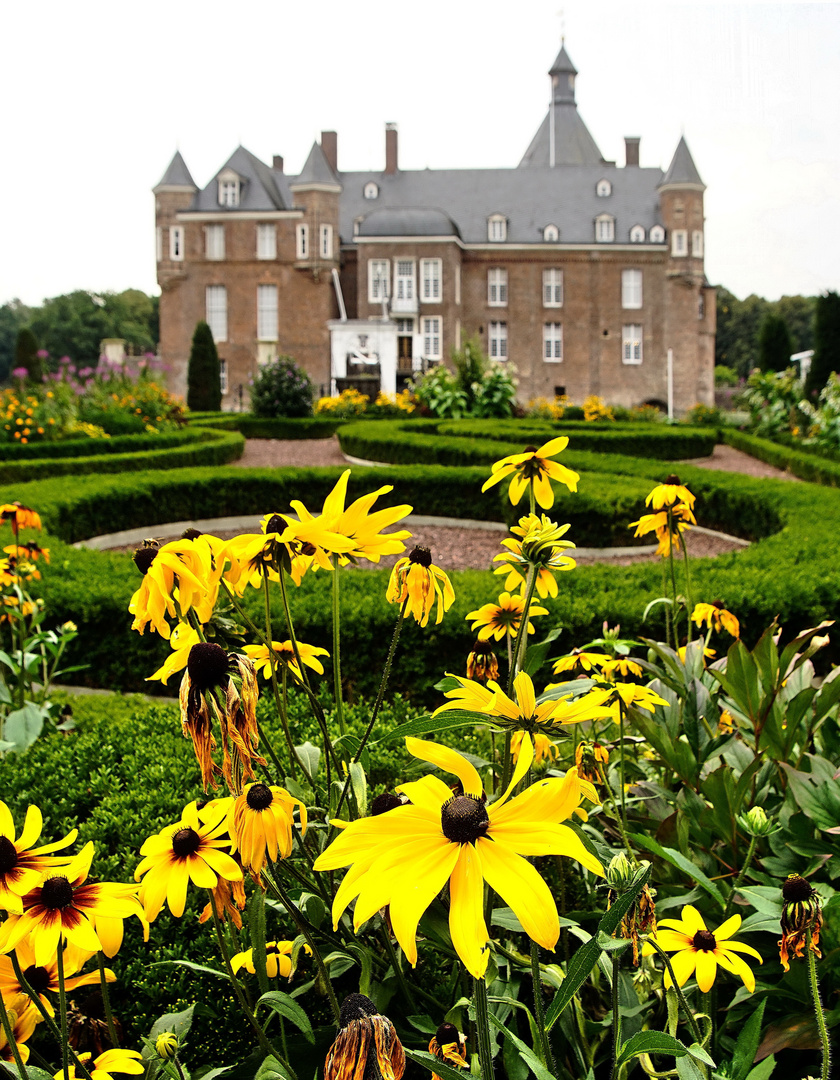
[254,1056,295,1080]
[150,960,228,980]
[256,991,314,1043]
[780,760,840,833]
[745,1056,776,1080]
[2,702,45,752]
[731,1000,766,1080]
[630,834,726,909]
[676,1058,706,1080]
[488,1011,556,1080]
[404,1050,471,1080]
[149,1004,195,1041]
[349,761,367,816]
[381,710,501,742]
[294,741,320,779]
[616,1030,691,1065]
[406,1014,438,1035]
[524,626,564,676]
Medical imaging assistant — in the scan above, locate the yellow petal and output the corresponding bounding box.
[694,950,718,992]
[448,845,489,980]
[389,840,460,966]
[405,738,482,797]
[716,949,757,992]
[665,948,697,989]
[713,914,741,942]
[477,838,558,950]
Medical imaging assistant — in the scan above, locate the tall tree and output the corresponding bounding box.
[758,312,793,372]
[0,300,30,381]
[806,291,840,398]
[13,327,41,381]
[28,289,158,364]
[186,321,222,412]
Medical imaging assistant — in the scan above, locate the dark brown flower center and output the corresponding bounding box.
[187,643,229,691]
[370,793,403,816]
[783,874,814,903]
[339,992,378,1027]
[664,474,681,486]
[435,1022,459,1046]
[0,836,18,874]
[246,784,273,811]
[523,445,538,453]
[441,795,490,844]
[23,965,51,994]
[692,930,716,951]
[266,515,284,536]
[408,546,432,567]
[181,528,204,541]
[41,876,74,910]
[133,545,159,575]
[300,542,317,557]
[172,827,202,858]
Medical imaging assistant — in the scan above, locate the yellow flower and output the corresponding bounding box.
[642,904,761,992]
[146,621,201,684]
[692,601,740,638]
[466,592,548,642]
[429,1023,468,1079]
[52,1048,144,1079]
[0,939,115,1017]
[0,994,38,1066]
[231,782,307,873]
[466,641,500,685]
[493,514,576,598]
[231,940,310,979]
[481,437,579,509]
[718,709,735,734]
[386,546,454,626]
[0,503,41,532]
[645,476,696,511]
[678,643,716,663]
[0,801,77,915]
[314,736,602,978]
[601,683,669,715]
[629,503,696,557]
[244,640,329,683]
[575,741,609,783]
[511,730,558,765]
[601,657,644,679]
[552,651,612,676]
[129,537,220,639]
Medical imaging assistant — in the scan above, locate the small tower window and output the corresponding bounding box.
[650,224,665,244]
[596,179,612,197]
[595,214,615,243]
[629,225,645,243]
[543,224,559,242]
[217,172,241,207]
[364,182,379,200]
[672,230,688,257]
[488,214,507,242]
[692,230,704,258]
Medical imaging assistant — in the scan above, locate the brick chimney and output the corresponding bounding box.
[273,155,284,172]
[385,122,398,174]
[321,131,338,173]
[624,137,640,167]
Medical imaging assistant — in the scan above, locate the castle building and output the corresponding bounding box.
[154,44,715,412]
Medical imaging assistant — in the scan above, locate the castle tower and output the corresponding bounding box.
[519,43,604,167]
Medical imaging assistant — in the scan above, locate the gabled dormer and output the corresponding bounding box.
[217,168,243,207]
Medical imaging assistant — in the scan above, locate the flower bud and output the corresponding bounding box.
[736,805,777,837]
[606,853,634,892]
[155,1032,179,1060]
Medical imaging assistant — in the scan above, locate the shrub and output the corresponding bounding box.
[684,403,723,427]
[13,326,41,382]
[186,321,222,412]
[582,395,614,421]
[472,361,517,417]
[714,364,740,387]
[250,354,314,418]
[805,289,840,398]
[758,311,794,371]
[410,364,468,418]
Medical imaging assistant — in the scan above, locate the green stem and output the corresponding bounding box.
[597,762,635,859]
[807,928,831,1080]
[646,940,703,1047]
[381,920,417,1013]
[331,555,346,735]
[97,951,119,1049]
[56,946,70,1080]
[680,532,694,640]
[530,940,557,1074]
[661,561,673,649]
[473,976,494,1080]
[610,953,621,1080]
[0,985,29,1079]
[618,702,628,836]
[9,954,94,1080]
[666,510,681,644]
[507,565,538,693]
[723,835,757,919]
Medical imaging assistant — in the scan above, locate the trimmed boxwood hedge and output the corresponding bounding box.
[723,429,840,487]
[0,428,207,462]
[190,412,346,439]
[0,429,244,482]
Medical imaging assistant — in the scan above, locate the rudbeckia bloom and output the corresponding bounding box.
[231,782,307,873]
[575,741,609,782]
[493,513,576,598]
[778,874,822,972]
[129,535,220,639]
[0,843,144,967]
[0,801,77,915]
[231,940,309,979]
[600,682,669,715]
[429,1023,468,1079]
[4,541,48,563]
[0,994,38,1065]
[199,869,247,929]
[386,546,455,626]
[52,1048,144,1079]
[325,993,405,1080]
[692,601,740,638]
[481,438,579,509]
[645,476,696,511]
[0,502,41,532]
[629,504,695,557]
[466,592,548,642]
[552,651,612,676]
[601,657,643,679]
[314,736,603,978]
[134,802,243,922]
[643,905,761,992]
[0,940,114,1017]
[466,641,499,685]
[146,621,200,684]
[244,639,329,684]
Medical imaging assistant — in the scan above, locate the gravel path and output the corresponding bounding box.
[684,442,798,481]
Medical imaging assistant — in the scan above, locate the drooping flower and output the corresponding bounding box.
[493,513,576,597]
[481,438,579,509]
[0,801,77,915]
[511,729,558,766]
[645,476,696,512]
[0,503,41,532]
[466,592,548,642]
[629,502,696,557]
[552,651,612,677]
[52,1048,144,1079]
[778,874,823,972]
[134,802,243,922]
[0,994,38,1066]
[314,736,603,978]
[199,868,247,929]
[466,641,500,685]
[598,682,669,715]
[325,994,404,1080]
[428,1022,468,1080]
[385,546,454,626]
[231,783,307,873]
[575,741,609,783]
[244,640,329,684]
[601,657,644,679]
[606,853,657,966]
[692,601,740,639]
[0,940,115,1017]
[231,940,310,980]
[642,904,761,992]
[4,541,48,564]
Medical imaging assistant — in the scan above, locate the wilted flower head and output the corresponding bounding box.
[779,874,822,972]
[325,993,405,1080]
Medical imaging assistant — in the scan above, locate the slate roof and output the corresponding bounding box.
[294,141,340,186]
[550,44,577,75]
[660,135,705,188]
[518,104,605,168]
[357,207,460,238]
[155,151,196,189]
[190,146,294,212]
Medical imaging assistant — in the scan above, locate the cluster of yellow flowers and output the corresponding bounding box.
[0,391,53,444]
[314,388,370,415]
[582,394,614,421]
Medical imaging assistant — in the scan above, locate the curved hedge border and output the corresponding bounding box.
[722,429,840,487]
[0,428,209,463]
[189,413,346,439]
[0,429,244,482]
[338,419,717,466]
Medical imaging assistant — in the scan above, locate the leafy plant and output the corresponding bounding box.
[250,355,314,418]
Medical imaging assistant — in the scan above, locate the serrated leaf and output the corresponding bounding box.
[381,710,501,742]
[630,834,725,909]
[256,991,314,1043]
[617,1030,690,1065]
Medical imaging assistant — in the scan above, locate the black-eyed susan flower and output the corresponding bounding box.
[325,993,405,1080]
[0,843,144,967]
[0,801,77,914]
[466,641,499,685]
[0,503,41,532]
[199,868,247,929]
[386,546,454,626]
[0,994,38,1066]
[645,475,696,512]
[552,651,612,677]
[629,503,695,557]
[231,939,310,980]
[4,542,48,564]
[601,657,643,679]
[134,803,242,922]
[779,874,822,972]
[0,940,115,1016]
[52,1048,144,1079]
[146,621,200,684]
[511,729,557,765]
[314,736,603,978]
[692,601,740,638]
[493,513,576,598]
[481,438,579,509]
[575,741,609,783]
[129,535,221,639]
[599,682,668,716]
[231,782,307,873]
[642,904,761,992]
[429,1022,468,1079]
[466,591,548,642]
[244,639,329,683]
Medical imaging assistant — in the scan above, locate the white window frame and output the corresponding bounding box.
[596,179,612,197]
[621,269,643,310]
[206,286,227,343]
[155,227,163,262]
[169,226,184,261]
[489,321,508,360]
[364,181,378,200]
[219,358,229,396]
[692,230,704,258]
[542,269,563,307]
[629,224,645,243]
[395,259,415,302]
[650,225,665,244]
[256,223,277,260]
[543,224,559,242]
[368,259,390,302]
[320,224,334,260]
[595,215,615,243]
[487,268,508,306]
[422,317,442,360]
[205,224,225,261]
[455,264,461,305]
[622,324,643,365]
[420,258,442,302]
[296,223,309,260]
[488,214,507,242]
[543,323,563,362]
[672,229,688,257]
[218,178,240,207]
[257,284,278,341]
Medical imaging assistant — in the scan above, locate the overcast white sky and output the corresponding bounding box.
[2,0,838,308]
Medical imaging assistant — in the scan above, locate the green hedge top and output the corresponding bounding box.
[189,413,346,439]
[0,426,208,461]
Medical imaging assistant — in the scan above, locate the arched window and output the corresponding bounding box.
[650,225,665,244]
[596,178,612,197]
[364,181,379,200]
[629,225,645,243]
[543,223,559,242]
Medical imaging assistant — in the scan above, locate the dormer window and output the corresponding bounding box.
[488,214,507,242]
[650,224,665,244]
[543,224,559,242]
[596,179,612,197]
[629,225,646,243]
[364,182,379,200]
[595,214,615,243]
[217,170,241,207]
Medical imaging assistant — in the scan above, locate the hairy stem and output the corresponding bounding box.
[97,951,119,1049]
[610,953,621,1080]
[723,835,757,919]
[531,940,557,1074]
[9,954,94,1080]
[56,946,70,1080]
[645,939,703,1048]
[473,976,495,1080]
[331,554,346,735]
[807,928,831,1080]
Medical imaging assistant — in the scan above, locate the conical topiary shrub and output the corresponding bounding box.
[186,321,222,412]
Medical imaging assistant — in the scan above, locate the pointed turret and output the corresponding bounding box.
[659,136,705,190]
[519,42,603,168]
[549,42,578,103]
[154,151,196,192]
[292,141,341,190]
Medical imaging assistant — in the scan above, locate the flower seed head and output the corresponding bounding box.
[265,514,284,536]
[0,836,17,874]
[339,992,379,1028]
[664,474,681,486]
[40,876,74,910]
[180,528,204,541]
[523,445,538,453]
[441,795,490,844]
[692,929,717,951]
[245,783,274,811]
[783,874,814,904]
[23,965,51,994]
[133,545,159,575]
[408,546,432,567]
[435,1022,459,1046]
[187,642,229,691]
[370,793,403,816]
[172,827,202,858]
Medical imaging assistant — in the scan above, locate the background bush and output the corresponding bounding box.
[250,356,314,418]
[186,321,222,413]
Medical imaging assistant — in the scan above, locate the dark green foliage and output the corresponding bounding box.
[28,289,157,363]
[0,300,30,381]
[716,287,816,379]
[805,291,840,398]
[14,326,41,380]
[189,413,344,438]
[758,312,793,372]
[250,355,314,418]
[723,428,840,485]
[186,322,222,412]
